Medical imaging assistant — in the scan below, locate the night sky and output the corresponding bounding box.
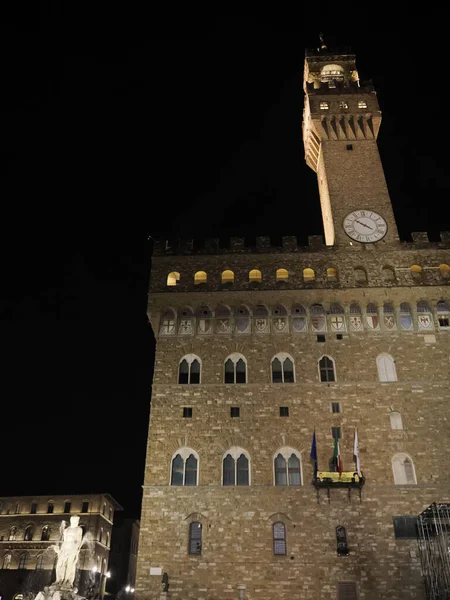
[3,11,450,518]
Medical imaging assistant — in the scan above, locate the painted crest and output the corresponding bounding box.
[400,316,412,330]
[292,317,307,332]
[418,315,433,329]
[330,316,345,331]
[236,318,250,333]
[255,318,269,332]
[311,315,326,332]
[383,315,396,330]
[217,319,231,333]
[366,315,379,330]
[350,316,362,331]
[179,319,193,334]
[161,319,175,334]
[198,319,211,334]
[273,317,287,332]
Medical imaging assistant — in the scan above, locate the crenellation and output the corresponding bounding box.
[411,232,429,244]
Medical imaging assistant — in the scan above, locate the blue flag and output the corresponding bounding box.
[310,430,318,480]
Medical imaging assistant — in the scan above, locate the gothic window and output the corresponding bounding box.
[291,304,307,332]
[216,305,233,334]
[109,507,113,522]
[160,308,176,335]
[196,305,213,335]
[47,502,54,514]
[358,100,368,108]
[221,270,234,284]
[15,503,21,514]
[18,553,28,570]
[383,302,396,330]
[2,554,11,569]
[366,303,380,330]
[392,453,417,485]
[390,412,403,430]
[178,306,195,335]
[271,354,295,383]
[254,304,270,333]
[410,264,423,279]
[382,266,396,282]
[99,528,103,544]
[273,522,286,555]
[349,303,363,331]
[400,302,413,330]
[319,356,335,382]
[194,271,207,285]
[224,353,247,384]
[274,448,302,486]
[354,267,368,283]
[437,300,450,328]
[272,305,289,333]
[377,354,397,382]
[35,554,44,570]
[440,264,450,279]
[303,267,315,282]
[319,102,329,110]
[30,502,37,514]
[9,526,17,540]
[222,447,250,486]
[249,269,262,283]
[81,501,89,513]
[171,449,199,486]
[24,526,34,541]
[327,267,338,281]
[178,355,201,384]
[64,501,71,513]
[235,305,251,334]
[41,526,51,541]
[416,301,434,330]
[329,303,346,332]
[189,522,202,555]
[166,271,180,286]
[276,268,289,282]
[310,304,326,332]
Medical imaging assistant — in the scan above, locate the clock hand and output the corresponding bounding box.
[355,219,374,231]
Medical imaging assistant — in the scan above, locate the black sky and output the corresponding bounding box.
[2,10,450,518]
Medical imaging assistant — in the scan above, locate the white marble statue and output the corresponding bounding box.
[53,516,84,588]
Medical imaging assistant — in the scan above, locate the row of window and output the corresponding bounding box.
[166,264,450,286]
[0,500,112,520]
[169,448,417,486]
[2,553,109,572]
[160,300,450,336]
[5,524,110,545]
[178,352,398,384]
[319,100,368,110]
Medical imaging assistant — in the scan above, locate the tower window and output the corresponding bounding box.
[166,271,180,287]
[340,101,349,109]
[358,100,367,109]
[279,407,289,417]
[171,450,198,486]
[183,407,193,418]
[222,450,250,486]
[189,522,202,555]
[320,102,329,110]
[346,144,353,151]
[230,407,240,418]
[332,427,341,440]
[273,522,287,555]
[319,356,335,382]
[64,502,71,514]
[274,450,302,486]
[331,402,341,414]
[224,353,247,383]
[194,270,207,285]
[178,355,201,384]
[271,354,295,383]
[338,582,357,600]
[317,335,326,342]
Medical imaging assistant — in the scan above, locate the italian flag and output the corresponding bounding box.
[333,434,342,475]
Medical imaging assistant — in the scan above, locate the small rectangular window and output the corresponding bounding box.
[393,516,418,539]
[183,407,193,418]
[231,407,240,418]
[346,144,353,151]
[279,407,289,417]
[30,503,37,514]
[358,100,367,109]
[317,335,326,343]
[47,503,54,514]
[332,427,341,440]
[338,582,357,600]
[81,501,89,513]
[331,402,341,414]
[336,334,343,340]
[64,502,71,514]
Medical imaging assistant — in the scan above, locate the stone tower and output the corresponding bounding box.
[136,43,450,600]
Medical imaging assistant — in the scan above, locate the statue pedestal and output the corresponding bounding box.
[159,593,169,600]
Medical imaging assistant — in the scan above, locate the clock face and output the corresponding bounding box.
[343,210,387,243]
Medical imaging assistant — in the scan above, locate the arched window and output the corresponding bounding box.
[224,353,247,384]
[35,554,45,570]
[377,354,397,382]
[354,267,368,283]
[216,305,232,334]
[437,300,450,328]
[159,308,176,335]
[102,558,107,575]
[171,449,199,486]
[99,528,103,544]
[440,264,450,279]
[272,305,288,333]
[235,305,251,334]
[417,301,434,330]
[221,270,234,284]
[9,526,17,541]
[178,355,201,384]
[178,306,194,335]
[276,268,289,282]
[274,448,302,486]
[392,453,417,485]
[410,265,423,279]
[382,266,396,282]
[400,303,413,330]
[273,522,286,555]
[291,304,307,332]
[366,303,380,330]
[390,412,403,430]
[47,501,54,514]
[106,532,110,547]
[319,356,335,382]
[109,507,113,521]
[24,526,34,541]
[194,271,207,285]
[254,304,270,333]
[196,305,213,334]
[41,526,51,541]
[189,522,202,555]
[271,354,294,383]
[167,271,180,287]
[2,553,11,569]
[303,268,315,282]
[320,63,344,82]
[18,553,28,570]
[310,304,326,332]
[329,303,346,332]
[249,269,262,283]
[383,302,396,330]
[327,267,338,281]
[222,447,250,486]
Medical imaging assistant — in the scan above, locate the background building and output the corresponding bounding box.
[107,516,139,598]
[135,44,450,599]
[0,494,122,600]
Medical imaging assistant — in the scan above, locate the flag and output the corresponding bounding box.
[353,428,361,476]
[310,430,318,480]
[333,433,342,475]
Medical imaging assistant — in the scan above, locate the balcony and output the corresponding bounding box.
[312,471,365,503]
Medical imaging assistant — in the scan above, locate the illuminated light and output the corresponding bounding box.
[106,571,111,578]
[92,566,98,573]
[125,586,131,593]
[130,589,135,593]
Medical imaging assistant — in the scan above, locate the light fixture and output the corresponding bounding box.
[92,566,98,573]
[106,571,111,578]
[130,589,135,593]
[125,586,131,593]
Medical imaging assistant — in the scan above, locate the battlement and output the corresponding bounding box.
[306,80,375,94]
[152,232,450,256]
[305,47,353,58]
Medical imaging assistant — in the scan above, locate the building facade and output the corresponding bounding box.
[0,494,121,600]
[136,44,450,599]
[108,516,140,597]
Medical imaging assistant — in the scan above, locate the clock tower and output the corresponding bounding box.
[302,41,399,246]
